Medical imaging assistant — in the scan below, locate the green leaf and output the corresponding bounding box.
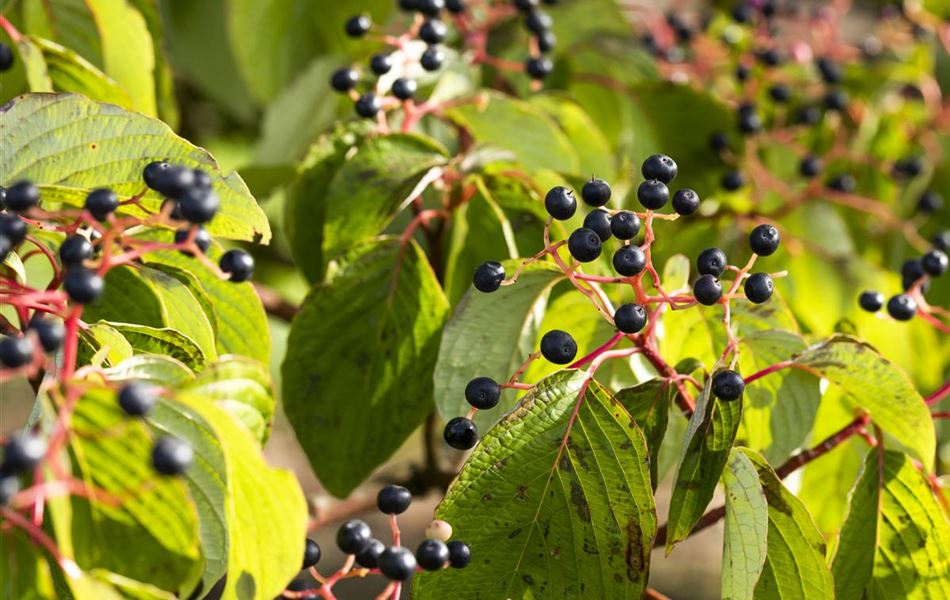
[0,527,57,600]
[167,392,308,600]
[22,36,133,109]
[0,93,270,243]
[103,354,194,386]
[615,379,673,489]
[661,254,691,293]
[666,375,742,550]
[434,262,563,430]
[182,357,276,444]
[282,238,449,496]
[64,387,201,595]
[791,335,935,471]
[832,450,950,600]
[83,0,157,115]
[22,0,103,66]
[14,37,54,92]
[285,131,446,281]
[107,322,207,369]
[413,371,656,600]
[445,92,579,173]
[740,450,835,600]
[721,448,768,600]
[739,330,820,463]
[529,95,614,178]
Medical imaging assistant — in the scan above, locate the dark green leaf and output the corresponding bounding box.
[615,379,674,489]
[721,448,768,600]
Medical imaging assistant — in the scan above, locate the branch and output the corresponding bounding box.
[254,283,299,321]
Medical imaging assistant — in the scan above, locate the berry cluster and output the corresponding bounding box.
[284,485,469,598]
[1,164,259,505]
[331,0,559,121]
[858,242,948,323]
[447,154,787,449]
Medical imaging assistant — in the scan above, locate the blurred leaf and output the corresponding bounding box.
[530,95,614,178]
[0,528,57,600]
[434,261,563,430]
[20,36,133,108]
[182,357,276,444]
[21,0,102,66]
[721,448,768,600]
[662,254,691,293]
[414,371,656,600]
[126,0,180,128]
[14,36,53,92]
[666,374,742,550]
[282,238,448,496]
[0,94,271,243]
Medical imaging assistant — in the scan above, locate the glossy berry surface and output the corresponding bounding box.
[637,180,669,210]
[524,11,553,34]
[444,417,478,450]
[336,519,373,554]
[331,68,359,92]
[143,162,194,199]
[799,155,822,178]
[356,539,385,568]
[465,377,501,410]
[922,250,948,277]
[581,178,611,206]
[63,268,104,304]
[370,53,393,75]
[59,235,93,267]
[613,246,646,277]
[824,89,848,111]
[219,250,255,283]
[179,188,220,224]
[0,336,33,368]
[447,540,471,568]
[744,273,774,304]
[377,484,412,515]
[473,261,505,293]
[544,186,577,220]
[420,47,445,71]
[935,230,950,251]
[2,434,47,474]
[525,56,553,80]
[858,290,884,312]
[420,19,447,44]
[721,170,745,191]
[917,191,943,214]
[416,539,450,571]
[0,214,27,246]
[827,174,856,193]
[886,294,917,321]
[614,303,647,334]
[693,274,723,306]
[5,181,41,213]
[749,224,781,256]
[378,546,417,581]
[85,188,119,221]
[345,14,372,37]
[0,43,12,72]
[567,228,602,262]
[303,538,322,569]
[392,78,418,100]
[28,317,64,353]
[540,329,577,364]
[672,188,700,216]
[610,211,640,240]
[737,103,762,134]
[175,227,212,255]
[583,209,612,242]
[712,370,745,401]
[696,248,727,277]
[118,382,156,417]
[0,475,19,506]
[417,0,445,15]
[355,93,382,118]
[151,436,194,476]
[641,154,678,183]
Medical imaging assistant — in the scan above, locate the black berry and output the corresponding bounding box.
[345,14,372,37]
[175,226,212,256]
[2,434,46,474]
[377,484,412,515]
[583,209,612,242]
[710,132,730,153]
[143,162,195,199]
[27,317,64,353]
[418,0,445,15]
[152,436,193,476]
[59,235,93,267]
[540,329,577,364]
[693,274,723,306]
[524,11,553,34]
[737,103,761,134]
[544,186,577,220]
[514,0,538,11]
[355,93,382,118]
[567,228,602,262]
[416,539,449,571]
[0,214,26,246]
[749,224,780,256]
[0,43,13,72]
[5,181,40,213]
[917,191,944,214]
[672,188,700,215]
[768,84,791,103]
[192,169,212,191]
[823,89,849,112]
[744,273,773,304]
[84,188,119,221]
[933,230,950,251]
[446,0,466,13]
[712,370,745,401]
[827,173,856,193]
[613,245,646,277]
[219,250,254,283]
[0,336,33,368]
[337,519,373,554]
[610,211,640,240]
[303,538,322,569]
[447,541,471,568]
[525,56,553,80]
[378,546,417,580]
[697,248,727,276]
[756,48,782,67]
[420,19,447,44]
[465,377,501,410]
[421,47,445,71]
[179,188,220,224]
[118,381,156,417]
[392,78,418,101]
[886,294,917,321]
[356,539,385,568]
[816,56,843,84]
[0,235,9,262]
[901,258,925,289]
[796,105,822,126]
[614,303,647,334]
[370,53,393,75]
[858,290,884,312]
[63,268,104,304]
[641,154,678,184]
[799,155,822,178]
[637,180,669,210]
[922,249,948,277]
[444,417,477,450]
[581,178,611,207]
[473,261,505,292]
[537,30,557,53]
[735,64,751,82]
[331,68,359,92]
[893,156,924,179]
[0,475,19,506]
[721,170,745,191]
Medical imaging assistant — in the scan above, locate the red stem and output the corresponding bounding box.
[925,379,950,406]
[569,332,623,369]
